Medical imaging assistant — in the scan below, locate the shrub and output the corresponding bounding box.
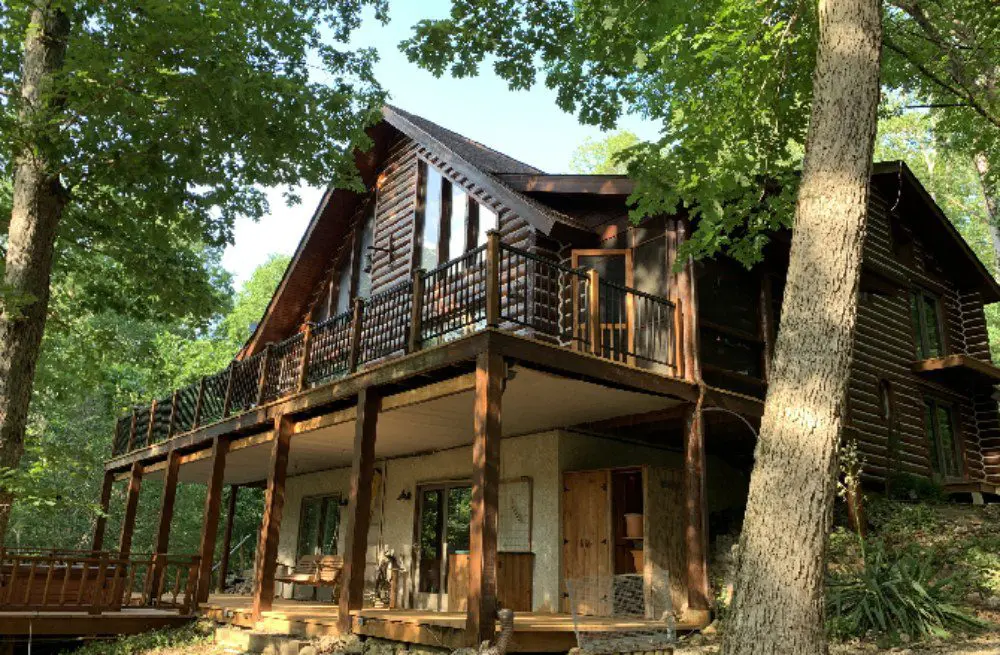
[827,540,986,643]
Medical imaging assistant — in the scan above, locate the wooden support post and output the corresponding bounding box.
[91,470,115,553]
[166,390,179,438]
[683,402,711,616]
[297,325,313,392]
[337,388,381,633]
[126,408,138,452]
[587,269,601,356]
[146,399,157,445]
[251,416,292,620]
[348,298,365,373]
[222,364,236,417]
[408,269,425,352]
[197,436,230,603]
[256,344,272,406]
[485,231,501,327]
[118,462,144,556]
[676,220,701,383]
[192,377,206,429]
[148,449,181,603]
[673,298,685,380]
[466,351,503,646]
[217,485,239,594]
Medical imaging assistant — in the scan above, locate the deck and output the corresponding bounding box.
[201,595,699,652]
[0,606,193,637]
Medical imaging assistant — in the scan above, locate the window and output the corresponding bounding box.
[415,482,471,595]
[326,199,376,319]
[415,159,496,270]
[910,289,944,359]
[355,206,376,300]
[296,494,341,558]
[697,258,765,383]
[923,398,963,478]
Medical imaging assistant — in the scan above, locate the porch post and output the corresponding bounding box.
[466,351,503,646]
[683,402,711,618]
[91,470,115,552]
[338,387,381,633]
[149,449,182,600]
[197,436,230,603]
[118,462,144,556]
[217,484,240,594]
[251,415,293,620]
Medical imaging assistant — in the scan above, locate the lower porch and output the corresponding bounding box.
[202,595,704,652]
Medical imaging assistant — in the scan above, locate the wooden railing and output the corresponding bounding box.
[112,234,683,457]
[0,549,200,614]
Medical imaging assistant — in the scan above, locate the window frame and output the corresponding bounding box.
[295,493,342,559]
[922,396,965,480]
[910,287,947,359]
[413,158,489,272]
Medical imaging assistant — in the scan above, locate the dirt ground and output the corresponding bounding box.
[672,631,1000,654]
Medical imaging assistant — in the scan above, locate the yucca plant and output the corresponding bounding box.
[827,540,987,642]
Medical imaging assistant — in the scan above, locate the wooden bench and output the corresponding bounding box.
[274,555,343,599]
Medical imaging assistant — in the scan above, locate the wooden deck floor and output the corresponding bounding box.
[202,595,698,652]
[0,606,193,637]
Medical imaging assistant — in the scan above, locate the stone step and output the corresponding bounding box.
[214,625,313,655]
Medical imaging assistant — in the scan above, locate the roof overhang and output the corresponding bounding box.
[499,174,635,196]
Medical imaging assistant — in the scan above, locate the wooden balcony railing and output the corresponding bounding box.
[111,234,683,457]
[0,548,200,614]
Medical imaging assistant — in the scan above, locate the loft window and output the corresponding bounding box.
[697,258,765,383]
[922,398,963,479]
[415,159,497,270]
[324,199,377,320]
[910,288,944,359]
[296,494,341,558]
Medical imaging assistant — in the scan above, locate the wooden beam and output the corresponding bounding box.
[118,462,143,556]
[338,388,381,632]
[251,416,292,620]
[408,268,425,353]
[676,221,701,383]
[91,470,115,552]
[348,298,365,373]
[197,436,230,603]
[587,270,601,356]
[683,402,710,612]
[486,232,501,327]
[217,485,239,594]
[297,324,313,392]
[466,351,503,646]
[148,449,181,599]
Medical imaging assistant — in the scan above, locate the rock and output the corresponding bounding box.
[299,647,318,655]
[986,596,1000,609]
[701,621,719,635]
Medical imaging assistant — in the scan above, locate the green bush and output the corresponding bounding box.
[58,621,215,655]
[827,540,986,643]
[885,472,947,503]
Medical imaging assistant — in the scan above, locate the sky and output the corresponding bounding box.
[221,1,659,287]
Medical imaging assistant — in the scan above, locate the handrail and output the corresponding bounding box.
[111,235,683,457]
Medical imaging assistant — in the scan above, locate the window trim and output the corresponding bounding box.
[295,493,342,559]
[922,396,965,480]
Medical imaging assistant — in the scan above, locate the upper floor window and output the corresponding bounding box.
[910,288,943,359]
[320,198,376,321]
[415,160,497,270]
[922,397,962,479]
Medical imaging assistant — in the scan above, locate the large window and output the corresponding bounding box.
[415,160,496,270]
[415,482,471,595]
[296,494,341,559]
[322,201,376,321]
[910,288,944,359]
[697,259,765,391]
[922,398,963,479]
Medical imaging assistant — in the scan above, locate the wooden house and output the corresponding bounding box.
[75,107,1000,649]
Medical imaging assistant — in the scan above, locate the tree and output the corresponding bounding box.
[569,131,640,174]
[0,0,387,538]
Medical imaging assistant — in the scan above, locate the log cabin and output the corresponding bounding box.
[60,106,1000,649]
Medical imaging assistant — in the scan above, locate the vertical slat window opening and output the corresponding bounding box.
[910,288,944,359]
[922,397,963,479]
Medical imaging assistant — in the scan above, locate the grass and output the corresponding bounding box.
[57,620,222,655]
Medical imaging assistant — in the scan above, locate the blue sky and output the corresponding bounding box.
[221,1,658,287]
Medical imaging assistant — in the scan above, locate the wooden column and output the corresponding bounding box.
[408,268,425,353]
[251,416,293,620]
[297,325,313,392]
[348,298,365,373]
[217,485,240,594]
[675,220,701,383]
[91,470,115,553]
[148,449,182,599]
[196,436,230,602]
[587,269,601,355]
[337,388,381,632]
[466,351,503,646]
[118,462,143,556]
[683,402,711,615]
[485,231,501,327]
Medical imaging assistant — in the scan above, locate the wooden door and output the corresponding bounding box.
[561,470,612,615]
[572,250,635,362]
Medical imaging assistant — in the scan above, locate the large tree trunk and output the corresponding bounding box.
[0,3,71,541]
[720,0,882,652]
[973,154,1000,277]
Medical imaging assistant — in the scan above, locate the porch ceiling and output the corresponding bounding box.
[148,366,682,486]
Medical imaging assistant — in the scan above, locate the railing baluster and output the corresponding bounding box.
[59,558,71,605]
[166,390,179,438]
[22,560,37,607]
[256,344,272,406]
[222,364,235,418]
[192,377,206,429]
[145,400,157,447]
[41,557,56,606]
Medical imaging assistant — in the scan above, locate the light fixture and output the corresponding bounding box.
[396,489,412,501]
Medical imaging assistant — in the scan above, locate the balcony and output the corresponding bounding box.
[110,236,684,458]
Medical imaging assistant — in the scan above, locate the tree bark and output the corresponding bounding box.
[721,0,882,652]
[0,2,71,541]
[973,154,1000,277]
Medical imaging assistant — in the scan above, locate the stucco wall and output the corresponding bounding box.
[277,430,562,611]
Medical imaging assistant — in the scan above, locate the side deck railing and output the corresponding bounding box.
[112,233,683,457]
[0,548,200,614]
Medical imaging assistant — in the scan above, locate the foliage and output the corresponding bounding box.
[883,472,947,503]
[401,1,1000,268]
[57,620,220,655]
[569,131,640,175]
[827,537,986,643]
